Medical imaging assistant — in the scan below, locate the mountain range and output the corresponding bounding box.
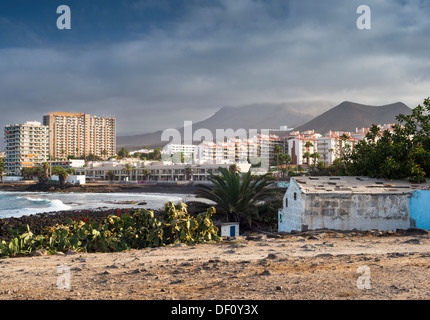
[294,101,412,134]
[116,102,320,150]
[116,101,412,150]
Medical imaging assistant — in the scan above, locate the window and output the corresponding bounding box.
[285,198,288,208]
[294,192,297,200]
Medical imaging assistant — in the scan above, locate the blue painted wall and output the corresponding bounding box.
[410,190,430,230]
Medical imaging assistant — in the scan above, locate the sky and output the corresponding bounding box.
[1,0,430,148]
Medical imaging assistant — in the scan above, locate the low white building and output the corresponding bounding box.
[78,160,252,182]
[278,176,414,232]
[50,175,86,184]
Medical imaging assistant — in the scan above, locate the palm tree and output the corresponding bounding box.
[305,141,313,151]
[185,166,193,181]
[21,167,33,180]
[42,162,50,183]
[274,145,283,180]
[310,152,320,173]
[0,157,4,183]
[106,170,115,183]
[303,151,311,167]
[152,147,162,160]
[142,169,151,181]
[123,163,134,183]
[279,153,292,179]
[339,133,350,160]
[196,167,276,229]
[304,141,313,167]
[52,167,74,186]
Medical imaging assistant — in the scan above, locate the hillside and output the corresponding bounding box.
[116,101,413,150]
[294,101,412,134]
[116,102,318,150]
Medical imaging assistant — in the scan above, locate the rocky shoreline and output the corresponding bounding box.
[0,182,199,194]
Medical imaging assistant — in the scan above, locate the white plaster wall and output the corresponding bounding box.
[278,179,306,232]
[278,179,412,232]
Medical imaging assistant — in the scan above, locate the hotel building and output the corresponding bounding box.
[79,160,252,182]
[43,112,116,160]
[4,121,49,176]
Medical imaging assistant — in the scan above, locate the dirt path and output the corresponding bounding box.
[1,231,430,300]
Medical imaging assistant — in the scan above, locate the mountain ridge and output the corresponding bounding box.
[116,101,412,150]
[116,102,320,149]
[294,101,412,134]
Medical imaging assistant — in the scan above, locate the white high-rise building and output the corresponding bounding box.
[4,121,49,176]
[43,112,116,160]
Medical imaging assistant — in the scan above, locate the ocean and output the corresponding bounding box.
[0,191,198,219]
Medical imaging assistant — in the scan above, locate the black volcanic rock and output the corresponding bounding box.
[294,101,412,134]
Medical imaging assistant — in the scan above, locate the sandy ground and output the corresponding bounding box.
[1,230,430,301]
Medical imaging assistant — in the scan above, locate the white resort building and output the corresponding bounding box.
[4,121,49,176]
[76,160,252,182]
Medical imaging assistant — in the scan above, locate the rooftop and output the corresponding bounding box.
[292,176,430,194]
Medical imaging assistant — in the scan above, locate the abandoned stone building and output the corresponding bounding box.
[278,176,430,233]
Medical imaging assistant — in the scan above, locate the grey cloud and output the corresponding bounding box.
[1,0,429,149]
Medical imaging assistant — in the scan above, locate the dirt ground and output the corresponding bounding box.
[1,229,430,301]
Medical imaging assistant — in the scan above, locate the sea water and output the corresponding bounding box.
[0,191,196,219]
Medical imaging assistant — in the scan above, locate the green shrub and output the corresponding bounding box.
[0,202,221,258]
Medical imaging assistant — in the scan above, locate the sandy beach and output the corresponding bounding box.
[1,228,430,301]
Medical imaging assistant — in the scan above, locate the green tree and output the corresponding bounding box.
[52,167,74,186]
[0,157,5,182]
[345,97,430,183]
[152,147,162,160]
[304,141,313,166]
[196,167,277,229]
[185,166,193,181]
[279,153,292,179]
[310,152,320,173]
[142,169,151,181]
[274,145,283,179]
[106,170,115,182]
[21,167,34,180]
[123,163,134,183]
[85,154,103,162]
[303,151,311,167]
[117,147,129,160]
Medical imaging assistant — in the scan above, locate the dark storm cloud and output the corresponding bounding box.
[0,0,429,148]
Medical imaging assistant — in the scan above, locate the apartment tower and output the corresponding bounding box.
[4,121,49,176]
[43,112,116,160]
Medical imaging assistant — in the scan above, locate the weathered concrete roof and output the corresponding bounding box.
[292,176,430,195]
